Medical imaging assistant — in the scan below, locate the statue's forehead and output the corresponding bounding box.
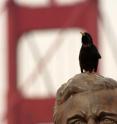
[64,89,117,116]
[88,90,117,114]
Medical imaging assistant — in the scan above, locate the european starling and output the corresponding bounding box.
[79,32,101,73]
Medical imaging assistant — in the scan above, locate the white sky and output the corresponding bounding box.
[0,0,117,123]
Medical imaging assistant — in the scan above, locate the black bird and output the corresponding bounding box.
[79,32,101,73]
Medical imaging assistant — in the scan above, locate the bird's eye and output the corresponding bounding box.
[100,118,117,124]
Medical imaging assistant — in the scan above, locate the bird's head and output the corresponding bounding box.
[80,32,93,47]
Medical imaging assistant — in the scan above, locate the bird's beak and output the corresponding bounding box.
[80,32,85,36]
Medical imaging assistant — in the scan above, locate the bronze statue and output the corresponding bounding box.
[53,73,117,124]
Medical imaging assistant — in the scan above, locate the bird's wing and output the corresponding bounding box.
[92,45,101,59]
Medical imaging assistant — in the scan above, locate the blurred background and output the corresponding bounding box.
[0,0,117,124]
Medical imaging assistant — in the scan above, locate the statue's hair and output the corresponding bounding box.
[53,73,117,124]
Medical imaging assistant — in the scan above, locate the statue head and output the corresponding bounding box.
[53,73,117,124]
